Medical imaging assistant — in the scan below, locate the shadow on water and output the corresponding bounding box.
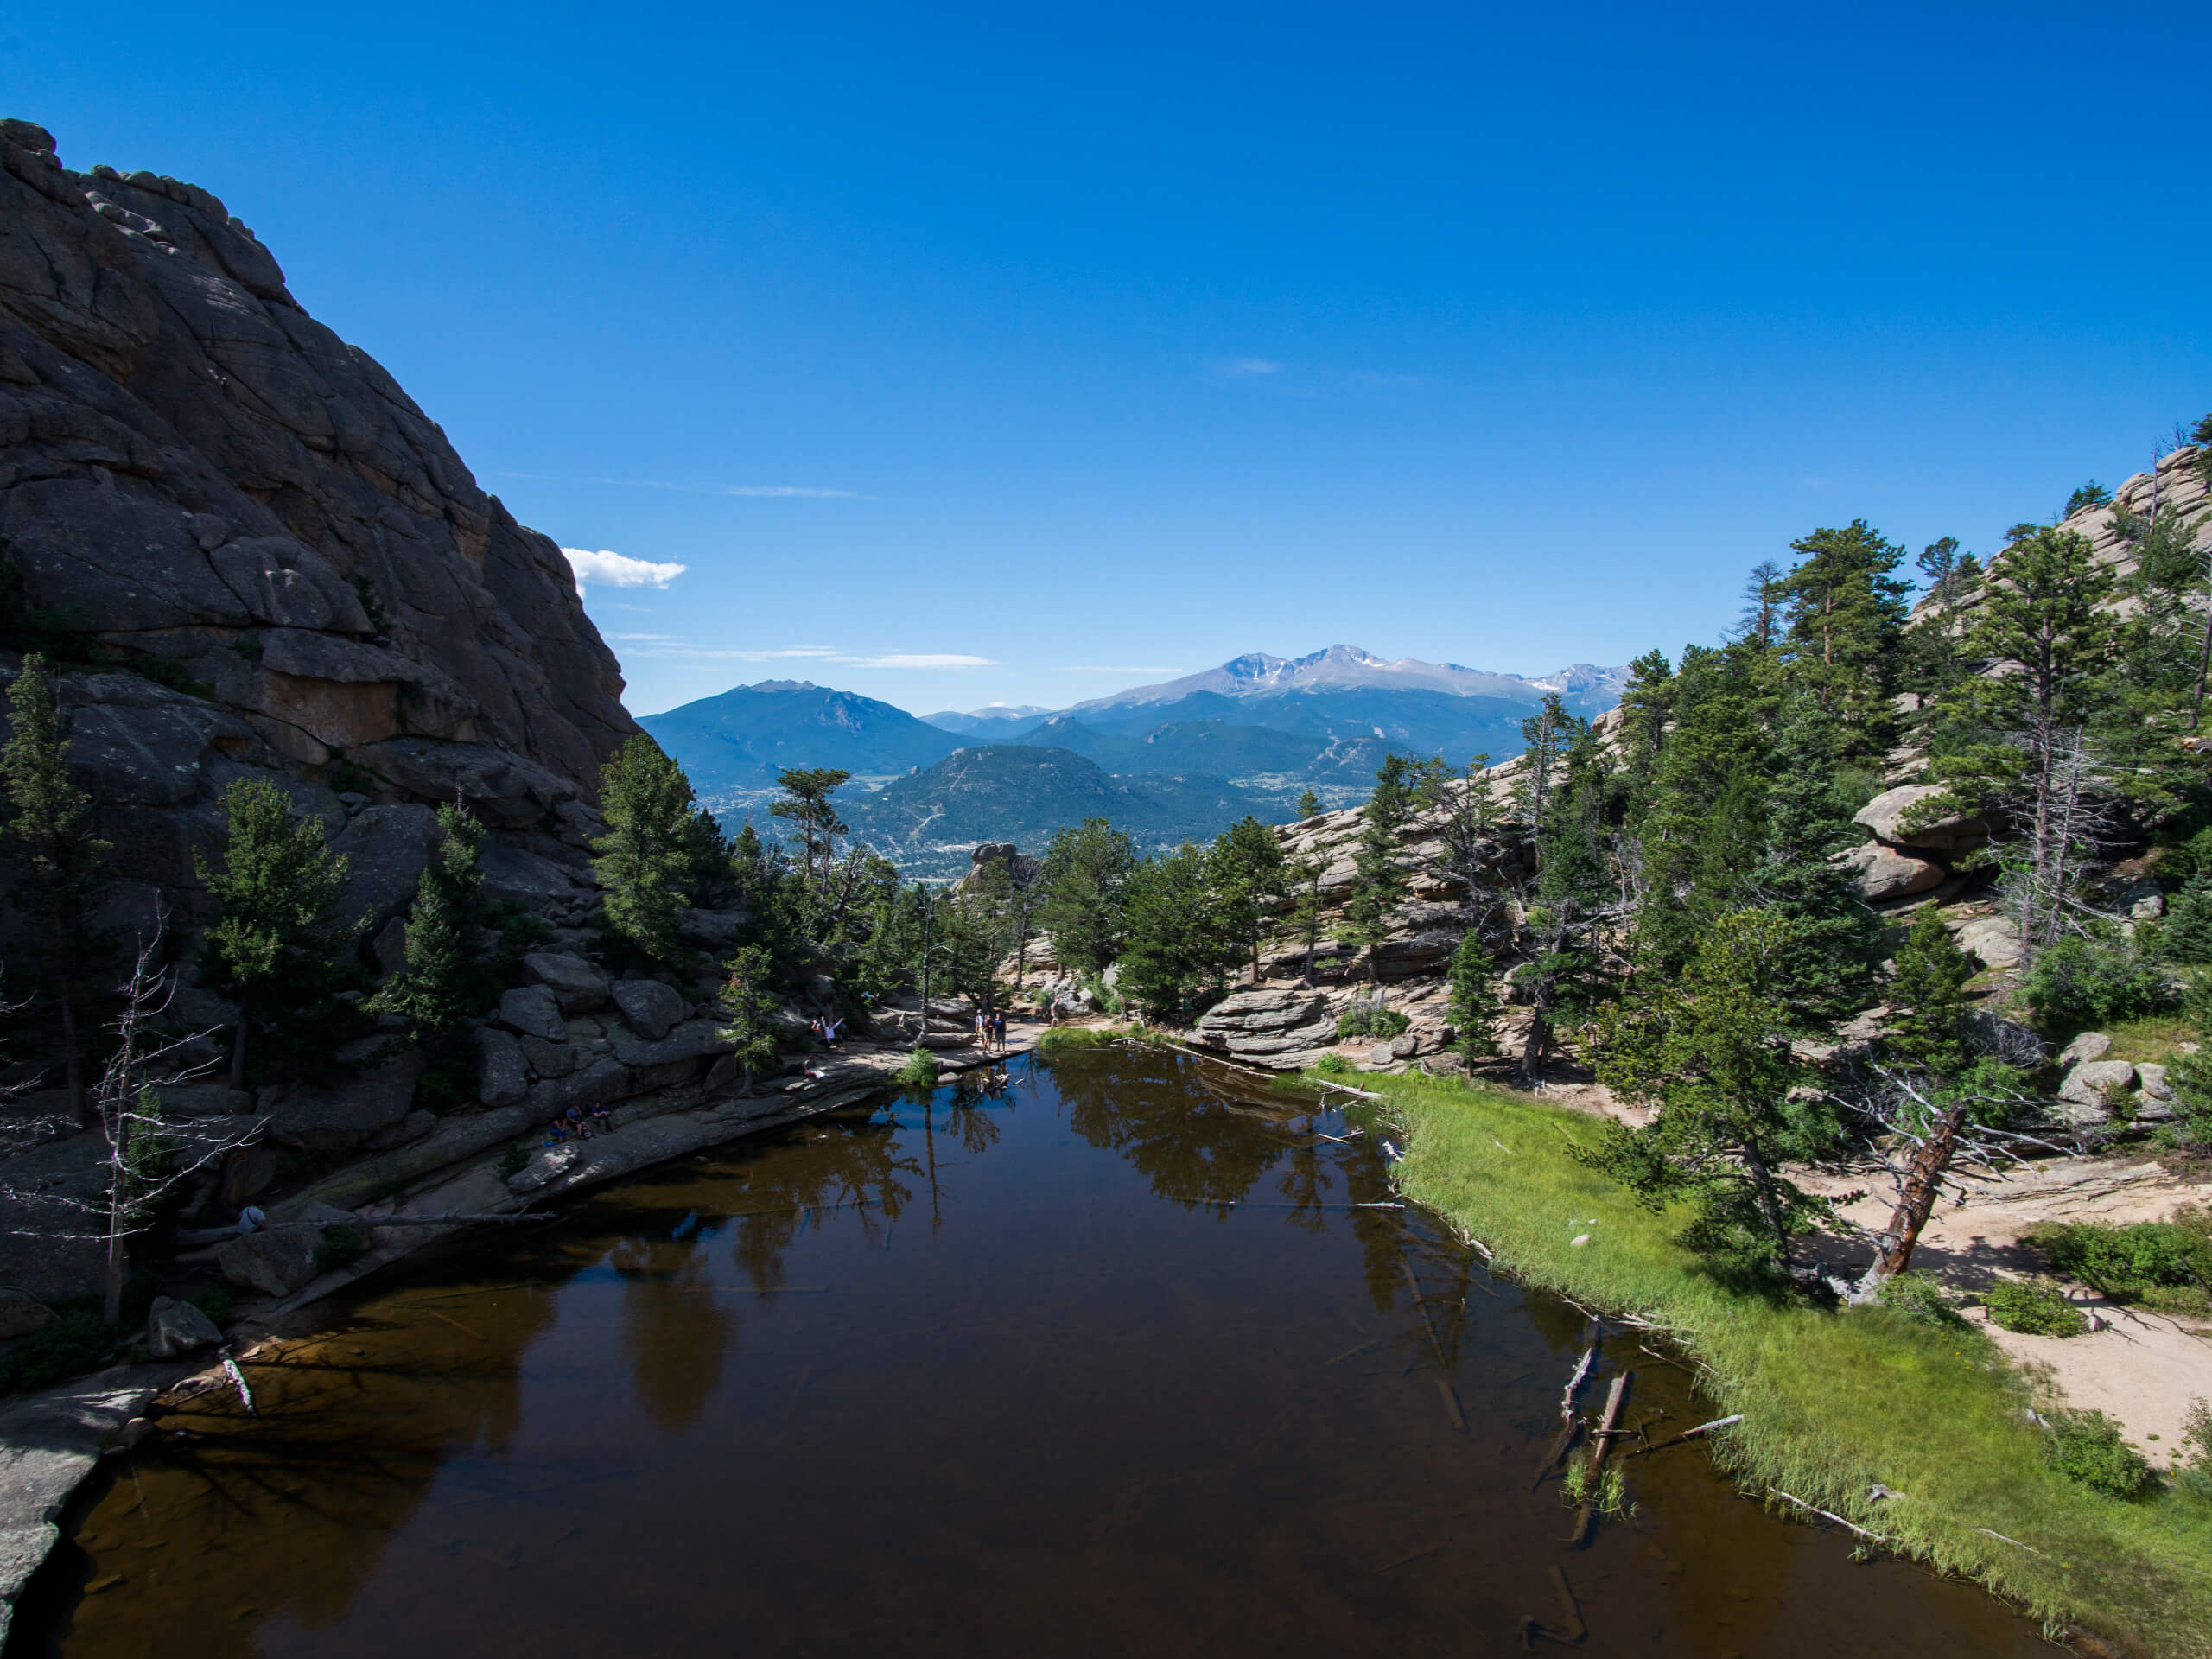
[13,1048,2048,1658]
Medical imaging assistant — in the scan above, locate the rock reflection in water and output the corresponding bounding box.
[24,1050,2045,1659]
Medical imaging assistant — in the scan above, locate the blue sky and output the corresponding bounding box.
[11,3,2210,717]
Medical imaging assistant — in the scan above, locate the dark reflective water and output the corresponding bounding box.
[22,1049,2042,1657]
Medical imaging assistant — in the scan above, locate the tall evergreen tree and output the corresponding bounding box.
[1345,753,1416,982]
[1581,908,1839,1279]
[2,653,111,1123]
[367,801,485,1032]
[715,944,781,1095]
[1208,815,1287,985]
[1120,843,1231,1020]
[1037,817,1137,976]
[1775,519,1912,742]
[1445,928,1502,1064]
[592,736,702,959]
[770,766,851,893]
[196,777,359,1089]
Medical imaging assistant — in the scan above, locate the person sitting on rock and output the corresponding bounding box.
[563,1104,591,1141]
[588,1101,613,1135]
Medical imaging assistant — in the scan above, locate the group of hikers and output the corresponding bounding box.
[973,1007,1011,1053]
[543,1101,613,1146]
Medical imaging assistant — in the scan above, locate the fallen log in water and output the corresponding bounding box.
[1629,1414,1742,1458]
[1568,1371,1632,1546]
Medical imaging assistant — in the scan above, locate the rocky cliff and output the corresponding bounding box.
[0,117,638,944]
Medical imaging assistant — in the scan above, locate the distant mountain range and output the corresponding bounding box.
[840,747,1296,880]
[640,645,1628,869]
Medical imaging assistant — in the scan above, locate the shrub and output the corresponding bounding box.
[1983,1274,2088,1336]
[1312,1052,1352,1077]
[2022,934,2177,1027]
[2026,1217,2212,1309]
[893,1049,940,1088]
[2157,877,2212,963]
[0,1300,114,1395]
[2179,1398,2212,1501]
[2044,1410,2155,1498]
[1876,1269,1967,1328]
[1336,1003,1410,1040]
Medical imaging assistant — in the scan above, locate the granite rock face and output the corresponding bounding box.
[0,118,637,940]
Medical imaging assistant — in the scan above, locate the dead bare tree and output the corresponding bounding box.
[1834,1033,2074,1303]
[0,917,267,1327]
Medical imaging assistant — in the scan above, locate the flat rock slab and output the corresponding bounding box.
[0,1366,175,1645]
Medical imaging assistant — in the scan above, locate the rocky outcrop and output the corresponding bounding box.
[1192,986,1338,1068]
[0,117,639,944]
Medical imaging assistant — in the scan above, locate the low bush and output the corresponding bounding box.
[2026,1213,2212,1312]
[0,1300,115,1396]
[893,1049,941,1088]
[1312,1052,1352,1077]
[1336,1003,1410,1041]
[2044,1410,2156,1499]
[2023,934,2178,1027]
[496,1143,531,1179]
[1875,1270,1968,1329]
[1983,1275,2088,1337]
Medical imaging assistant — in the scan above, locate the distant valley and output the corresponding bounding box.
[640,645,1627,875]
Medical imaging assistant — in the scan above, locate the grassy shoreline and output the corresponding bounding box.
[1345,1069,2212,1657]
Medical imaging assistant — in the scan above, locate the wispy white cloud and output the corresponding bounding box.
[562,548,687,590]
[715,485,856,497]
[1062,664,1182,674]
[1211,357,1285,379]
[831,652,995,670]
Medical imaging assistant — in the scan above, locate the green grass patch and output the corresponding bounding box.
[1334,1068,2212,1656]
[892,1049,942,1087]
[1034,1026,1138,1055]
[2097,1013,2196,1067]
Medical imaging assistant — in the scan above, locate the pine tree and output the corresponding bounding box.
[196,777,359,1089]
[1119,843,1230,1020]
[769,766,851,893]
[591,736,702,959]
[1887,903,1972,1073]
[1755,696,1881,1017]
[1445,928,1501,1063]
[1345,753,1415,982]
[716,944,781,1094]
[1581,908,1839,1279]
[1208,815,1287,984]
[2,653,111,1123]
[367,801,485,1032]
[1296,786,1320,819]
[1775,519,1912,742]
[1037,817,1137,976]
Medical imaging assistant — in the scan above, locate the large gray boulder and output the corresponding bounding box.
[331,804,441,927]
[1953,915,2024,971]
[1854,785,1992,852]
[1840,839,1942,902]
[523,951,612,1013]
[2056,1059,2137,1124]
[144,1295,221,1359]
[613,978,685,1041]
[609,1020,732,1069]
[2056,1031,2113,1070]
[215,1224,322,1296]
[264,1048,425,1151]
[495,984,567,1042]
[474,1027,528,1106]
